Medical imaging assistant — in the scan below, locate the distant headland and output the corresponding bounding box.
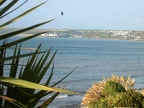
[1,28,144,40]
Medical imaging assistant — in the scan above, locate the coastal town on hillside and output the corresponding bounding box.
[1,28,144,40]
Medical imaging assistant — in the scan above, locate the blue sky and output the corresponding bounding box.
[3,0,144,30]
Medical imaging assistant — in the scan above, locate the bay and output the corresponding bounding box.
[5,37,144,107]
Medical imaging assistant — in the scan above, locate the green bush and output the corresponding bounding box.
[89,81,144,108]
[82,76,144,108]
[102,81,126,96]
[115,89,144,107]
[88,99,107,108]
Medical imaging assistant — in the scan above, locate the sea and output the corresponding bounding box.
[4,37,144,108]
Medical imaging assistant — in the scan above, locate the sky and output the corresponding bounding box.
[2,0,144,30]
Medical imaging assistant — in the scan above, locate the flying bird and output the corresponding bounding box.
[61,11,64,16]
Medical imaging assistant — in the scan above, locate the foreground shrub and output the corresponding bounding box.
[81,75,144,108]
[115,89,144,107]
[102,81,126,96]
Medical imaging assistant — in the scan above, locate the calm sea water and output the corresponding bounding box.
[5,37,144,107]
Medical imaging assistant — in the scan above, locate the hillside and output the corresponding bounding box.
[1,28,144,40]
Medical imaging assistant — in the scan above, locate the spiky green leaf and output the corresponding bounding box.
[36,92,60,108]
[0,95,27,108]
[0,0,28,19]
[0,49,46,62]
[0,19,55,40]
[0,0,48,29]
[0,76,76,94]
[0,0,18,16]
[1,31,49,48]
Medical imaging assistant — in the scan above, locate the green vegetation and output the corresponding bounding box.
[115,89,144,107]
[81,75,144,108]
[102,81,126,96]
[87,90,144,108]
[0,0,76,108]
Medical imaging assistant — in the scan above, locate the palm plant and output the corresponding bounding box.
[0,0,76,108]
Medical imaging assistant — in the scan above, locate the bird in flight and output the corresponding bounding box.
[61,11,64,16]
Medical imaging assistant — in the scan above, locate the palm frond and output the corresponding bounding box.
[0,31,50,48]
[0,0,28,19]
[52,67,78,87]
[0,0,76,107]
[9,44,21,78]
[0,95,27,108]
[0,0,7,6]
[0,0,18,17]
[0,0,49,29]
[36,92,59,108]
[36,50,57,84]
[0,49,47,62]
[0,76,75,94]
[0,19,55,40]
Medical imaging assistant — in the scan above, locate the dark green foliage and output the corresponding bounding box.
[92,81,144,108]
[102,81,126,96]
[0,0,76,108]
[115,89,144,107]
[88,99,107,108]
[91,95,122,108]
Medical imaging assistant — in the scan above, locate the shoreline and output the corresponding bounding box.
[1,28,144,41]
[15,35,144,41]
